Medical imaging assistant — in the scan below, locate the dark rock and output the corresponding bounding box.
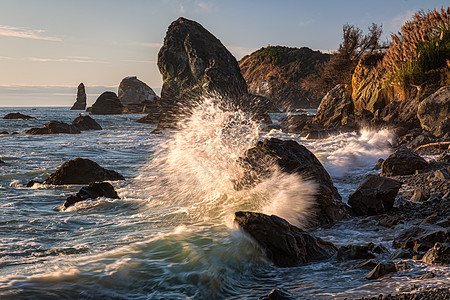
[26,180,43,187]
[251,111,272,124]
[43,158,125,185]
[348,175,402,216]
[72,115,102,131]
[378,215,400,228]
[381,149,429,176]
[3,112,36,120]
[90,92,124,115]
[238,138,348,227]
[436,218,450,228]
[0,131,9,134]
[0,160,5,164]
[279,114,312,133]
[434,169,450,180]
[373,158,384,170]
[422,242,450,265]
[390,248,413,260]
[301,123,334,139]
[234,211,337,267]
[366,261,407,279]
[118,76,160,114]
[417,86,450,137]
[337,244,376,261]
[71,83,87,110]
[261,124,283,132]
[348,259,380,271]
[63,182,120,208]
[26,121,81,135]
[136,110,163,124]
[392,225,449,252]
[437,152,450,163]
[313,84,355,128]
[258,289,294,300]
[415,272,435,279]
[151,128,163,134]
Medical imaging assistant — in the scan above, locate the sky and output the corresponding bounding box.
[0,0,447,106]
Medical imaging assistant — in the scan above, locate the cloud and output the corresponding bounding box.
[26,57,108,64]
[196,1,215,12]
[388,9,415,33]
[0,25,62,41]
[179,3,186,14]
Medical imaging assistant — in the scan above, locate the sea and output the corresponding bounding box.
[0,100,449,299]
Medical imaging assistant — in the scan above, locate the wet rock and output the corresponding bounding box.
[251,111,272,124]
[0,160,5,164]
[337,244,376,261]
[71,83,87,110]
[414,272,435,279]
[258,289,294,300]
[313,84,355,128]
[348,175,402,216]
[3,112,36,120]
[261,124,283,132]
[26,180,43,187]
[366,261,407,280]
[238,138,348,227]
[378,215,400,228]
[0,131,8,135]
[279,114,312,133]
[151,128,163,134]
[392,225,450,252]
[301,123,335,139]
[44,158,125,185]
[373,158,384,170]
[434,169,450,180]
[90,92,124,115]
[71,115,102,131]
[410,188,428,202]
[381,149,429,176]
[436,218,450,228]
[417,86,450,137]
[62,182,120,209]
[26,121,81,135]
[437,152,450,163]
[390,248,413,260]
[234,211,337,267]
[422,242,450,265]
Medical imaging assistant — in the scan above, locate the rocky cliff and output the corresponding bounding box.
[71,83,87,110]
[239,46,329,110]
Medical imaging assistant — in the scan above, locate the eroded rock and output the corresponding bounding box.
[381,149,429,176]
[26,121,81,135]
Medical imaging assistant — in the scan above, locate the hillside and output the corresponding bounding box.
[239,46,329,110]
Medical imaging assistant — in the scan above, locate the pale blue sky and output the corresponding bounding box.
[0,0,447,106]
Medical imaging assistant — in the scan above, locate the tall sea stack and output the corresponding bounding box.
[71,83,87,110]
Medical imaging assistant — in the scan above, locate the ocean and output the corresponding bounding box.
[0,102,448,299]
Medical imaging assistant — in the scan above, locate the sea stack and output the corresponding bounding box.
[71,83,87,110]
[118,76,160,114]
[89,92,124,115]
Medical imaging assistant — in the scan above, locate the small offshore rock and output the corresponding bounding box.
[422,242,450,265]
[44,158,125,185]
[279,114,311,133]
[0,131,9,135]
[337,244,376,261]
[381,149,429,176]
[258,289,294,300]
[366,261,398,279]
[234,211,337,267]
[0,160,5,164]
[63,182,120,208]
[151,128,163,134]
[251,111,272,124]
[90,92,124,115]
[72,115,102,131]
[26,180,43,188]
[26,121,81,135]
[71,83,87,110]
[3,112,36,120]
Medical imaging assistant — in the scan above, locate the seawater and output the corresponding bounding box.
[0,104,448,299]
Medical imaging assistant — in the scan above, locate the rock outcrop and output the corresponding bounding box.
[62,182,120,209]
[392,225,449,252]
[417,86,450,137]
[118,76,160,113]
[72,115,102,131]
[89,92,124,115]
[26,121,81,135]
[348,175,402,215]
[422,242,450,265]
[71,83,87,110]
[44,158,125,185]
[313,84,355,128]
[238,138,348,226]
[234,211,337,267]
[3,113,36,120]
[381,149,429,176]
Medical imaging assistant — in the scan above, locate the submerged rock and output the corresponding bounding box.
[381,149,429,176]
[26,121,81,135]
[422,242,450,265]
[62,182,120,208]
[150,128,163,134]
[348,175,402,216]
[235,211,337,267]
[90,92,124,115]
[71,83,87,110]
[238,138,348,227]
[417,86,450,137]
[44,158,125,185]
[3,112,36,120]
[72,115,102,131]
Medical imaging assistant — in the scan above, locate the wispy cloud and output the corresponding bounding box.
[0,55,107,64]
[0,25,62,41]
[196,1,215,12]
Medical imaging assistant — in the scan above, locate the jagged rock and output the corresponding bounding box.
[279,114,312,133]
[417,86,450,137]
[90,92,124,115]
[238,138,348,227]
[3,113,36,120]
[422,242,450,265]
[26,180,43,187]
[348,175,402,216]
[72,115,102,131]
[118,76,160,113]
[390,248,414,260]
[337,244,376,261]
[234,211,337,267]
[381,149,429,176]
[410,188,429,202]
[62,182,120,208]
[373,158,384,170]
[71,83,87,110]
[392,225,450,252]
[251,111,272,124]
[378,215,400,228]
[366,261,408,280]
[157,17,248,121]
[44,158,125,185]
[26,121,81,135]
[258,289,294,300]
[314,84,355,128]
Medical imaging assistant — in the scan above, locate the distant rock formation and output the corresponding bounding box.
[72,115,102,131]
[155,17,249,123]
[239,46,330,110]
[71,83,87,110]
[118,76,160,113]
[89,92,124,115]
[3,113,36,120]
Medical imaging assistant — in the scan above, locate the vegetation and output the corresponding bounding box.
[382,7,450,90]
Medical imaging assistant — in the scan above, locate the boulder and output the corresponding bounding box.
[279,114,312,133]
[238,138,348,227]
[118,76,160,113]
[234,211,337,267]
[348,175,402,216]
[151,128,163,134]
[313,84,355,128]
[157,17,248,118]
[3,112,36,120]
[0,131,8,135]
[392,225,450,252]
[62,182,120,208]
[422,242,450,265]
[70,83,87,110]
[26,180,43,187]
[417,86,450,137]
[90,92,124,115]
[381,149,429,176]
[44,158,125,185]
[373,158,384,170]
[26,121,81,135]
[337,244,377,261]
[72,115,102,131]
[366,261,407,280]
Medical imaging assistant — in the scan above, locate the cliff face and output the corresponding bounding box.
[239,46,329,110]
